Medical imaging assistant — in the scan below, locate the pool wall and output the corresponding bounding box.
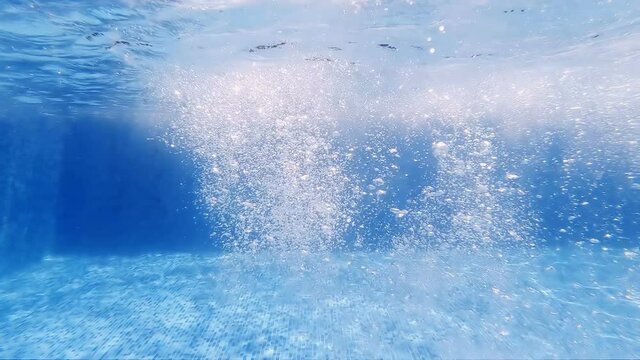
[0,104,212,273]
[1,104,639,271]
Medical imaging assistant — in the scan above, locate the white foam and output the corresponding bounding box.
[149,0,640,251]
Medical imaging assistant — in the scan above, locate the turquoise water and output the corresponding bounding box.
[1,0,639,358]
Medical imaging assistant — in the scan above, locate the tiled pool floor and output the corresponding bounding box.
[1,247,639,358]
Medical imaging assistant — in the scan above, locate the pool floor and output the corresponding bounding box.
[1,246,639,358]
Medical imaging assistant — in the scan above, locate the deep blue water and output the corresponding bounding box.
[1,0,639,357]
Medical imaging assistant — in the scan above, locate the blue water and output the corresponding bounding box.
[1,0,639,358]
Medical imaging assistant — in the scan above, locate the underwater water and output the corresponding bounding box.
[1,0,639,358]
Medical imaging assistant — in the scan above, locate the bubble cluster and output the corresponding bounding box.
[150,0,640,253]
[158,62,361,252]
